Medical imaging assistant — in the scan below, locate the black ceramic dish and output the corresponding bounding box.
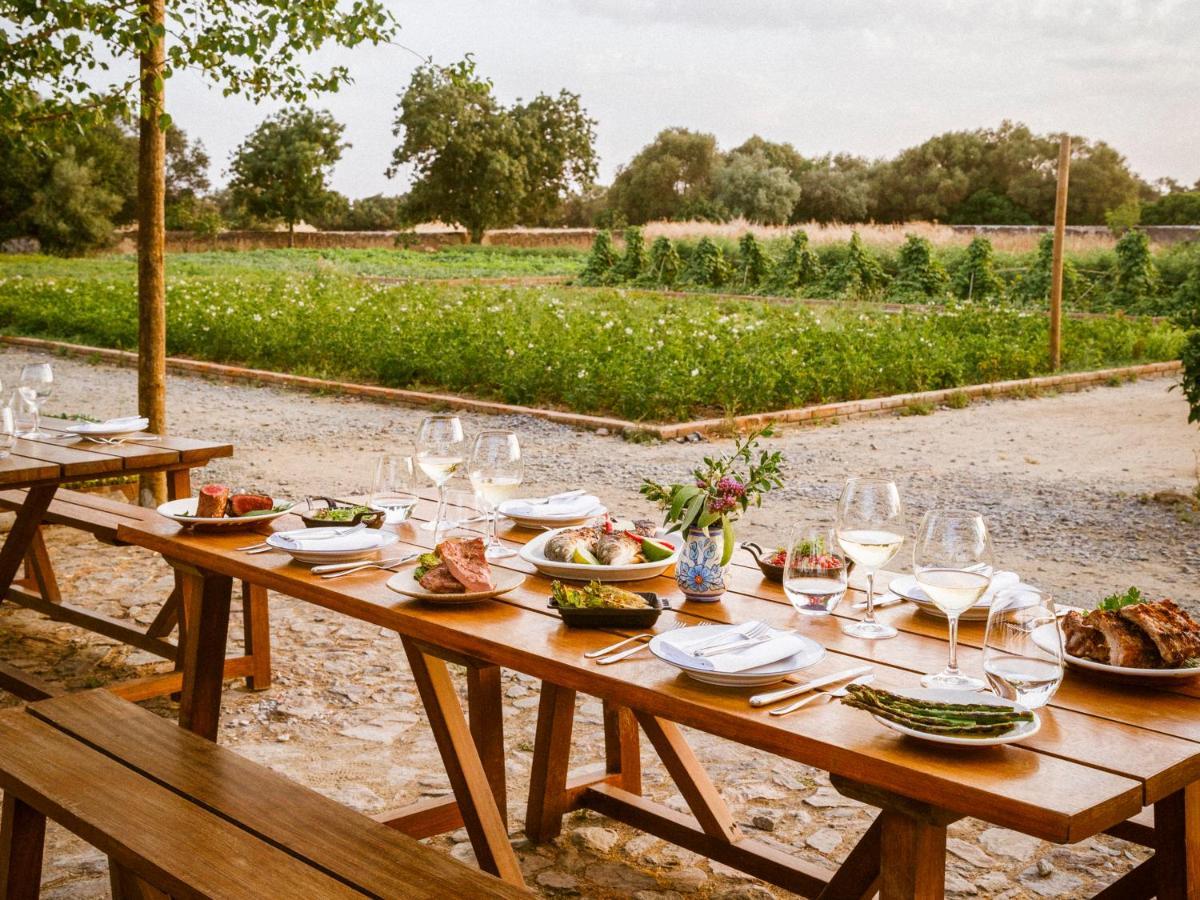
[300,497,385,530]
[548,592,666,628]
[743,542,854,583]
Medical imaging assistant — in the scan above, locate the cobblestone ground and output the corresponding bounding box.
[2,347,1197,898]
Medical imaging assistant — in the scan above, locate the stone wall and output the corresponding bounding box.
[950,224,1200,245]
[112,227,600,254]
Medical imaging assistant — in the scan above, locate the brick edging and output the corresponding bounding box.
[1,335,1180,440]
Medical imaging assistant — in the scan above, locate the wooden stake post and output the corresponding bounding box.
[1049,135,1071,371]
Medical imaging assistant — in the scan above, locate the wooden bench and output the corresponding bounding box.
[0,690,526,899]
[0,489,269,701]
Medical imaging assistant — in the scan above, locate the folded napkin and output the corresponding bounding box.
[68,416,149,434]
[500,494,600,518]
[658,625,808,674]
[273,528,382,553]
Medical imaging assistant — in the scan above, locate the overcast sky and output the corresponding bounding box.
[154,0,1200,198]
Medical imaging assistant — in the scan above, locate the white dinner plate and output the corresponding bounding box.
[869,688,1041,746]
[500,503,608,529]
[888,574,1034,622]
[519,527,682,582]
[386,568,525,604]
[265,529,397,564]
[649,624,825,687]
[157,497,295,531]
[64,417,150,438]
[1031,621,1200,680]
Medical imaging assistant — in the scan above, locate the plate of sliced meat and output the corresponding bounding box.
[388,537,525,604]
[1033,595,1200,679]
[158,485,294,531]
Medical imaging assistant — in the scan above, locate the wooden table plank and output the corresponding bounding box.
[38,418,233,465]
[8,440,123,478]
[0,454,60,486]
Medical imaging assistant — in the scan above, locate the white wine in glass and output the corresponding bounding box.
[914,508,993,690]
[836,477,904,640]
[416,415,466,537]
[469,430,523,559]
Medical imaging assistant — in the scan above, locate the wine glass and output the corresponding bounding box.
[369,454,418,524]
[836,477,904,640]
[914,508,993,689]
[983,587,1064,709]
[416,415,466,536]
[0,405,17,459]
[17,362,53,438]
[468,430,522,559]
[783,526,848,616]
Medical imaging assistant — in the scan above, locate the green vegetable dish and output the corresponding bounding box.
[310,505,373,522]
[840,684,1033,738]
[551,581,650,609]
[413,552,442,583]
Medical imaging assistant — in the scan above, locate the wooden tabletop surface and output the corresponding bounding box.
[115,494,1200,846]
[0,417,232,488]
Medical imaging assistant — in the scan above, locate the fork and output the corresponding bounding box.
[692,621,772,657]
[85,435,161,445]
[768,675,875,717]
[315,553,420,578]
[586,621,687,659]
[238,522,365,553]
[595,622,691,665]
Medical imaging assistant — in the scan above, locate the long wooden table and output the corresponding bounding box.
[116,496,1200,899]
[0,418,231,698]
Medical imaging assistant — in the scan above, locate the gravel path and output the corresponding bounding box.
[1,345,1197,899]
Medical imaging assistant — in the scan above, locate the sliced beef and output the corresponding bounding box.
[418,564,465,594]
[1089,610,1163,668]
[1120,600,1200,667]
[195,484,229,518]
[229,492,273,516]
[1062,611,1109,663]
[438,538,493,592]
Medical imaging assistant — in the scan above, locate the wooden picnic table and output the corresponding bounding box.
[0,417,231,698]
[115,493,1200,899]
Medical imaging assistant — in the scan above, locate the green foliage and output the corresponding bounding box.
[1013,233,1079,306]
[644,237,681,286]
[713,150,800,225]
[1141,192,1200,225]
[1105,199,1142,234]
[229,107,346,239]
[684,237,731,287]
[0,264,1182,422]
[952,237,1005,302]
[391,58,597,242]
[734,233,770,289]
[769,230,822,292]
[1108,230,1161,312]
[611,227,647,282]
[891,234,948,299]
[606,128,722,225]
[792,154,874,223]
[1172,266,1200,425]
[23,150,121,254]
[578,230,618,285]
[824,232,885,299]
[947,190,1035,226]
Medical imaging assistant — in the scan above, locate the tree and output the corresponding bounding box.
[792,154,877,223]
[1141,192,1200,225]
[606,128,721,224]
[229,107,347,245]
[0,1,397,502]
[24,149,122,254]
[712,150,800,225]
[1173,266,1200,425]
[391,58,597,242]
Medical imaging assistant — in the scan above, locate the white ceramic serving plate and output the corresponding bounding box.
[498,503,608,529]
[386,568,525,604]
[265,529,397,564]
[65,417,150,438]
[1031,621,1200,680]
[519,527,682,582]
[888,574,1037,622]
[157,497,295,531]
[648,624,825,687]
[870,688,1041,746]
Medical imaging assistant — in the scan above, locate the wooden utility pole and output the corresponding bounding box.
[1049,134,1071,371]
[137,0,167,505]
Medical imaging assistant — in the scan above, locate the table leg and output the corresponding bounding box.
[526,682,577,842]
[466,664,505,818]
[1153,781,1200,900]
[603,700,641,795]
[401,638,524,887]
[165,469,191,502]
[177,569,233,741]
[0,485,55,601]
[0,792,46,900]
[878,810,948,900]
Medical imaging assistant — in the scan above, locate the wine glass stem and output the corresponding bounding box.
[864,570,877,624]
[486,501,498,547]
[434,484,447,544]
[947,614,961,675]
[31,402,40,436]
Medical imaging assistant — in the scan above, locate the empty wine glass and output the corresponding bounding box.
[836,477,904,640]
[783,526,848,616]
[0,406,17,459]
[469,430,523,559]
[416,415,466,536]
[915,508,993,690]
[18,362,53,438]
[369,454,418,524]
[983,587,1064,709]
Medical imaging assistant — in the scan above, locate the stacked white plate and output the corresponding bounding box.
[65,416,150,439]
[649,623,824,687]
[498,493,606,529]
[888,571,1025,622]
[265,527,398,564]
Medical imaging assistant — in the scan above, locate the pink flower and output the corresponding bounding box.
[716,476,745,497]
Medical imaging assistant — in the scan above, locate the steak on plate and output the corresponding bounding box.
[1061,611,1108,662]
[229,492,273,516]
[194,484,229,518]
[418,564,466,594]
[1120,600,1200,667]
[438,537,493,592]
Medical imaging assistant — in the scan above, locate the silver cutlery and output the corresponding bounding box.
[85,435,162,445]
[769,674,875,717]
[237,540,270,551]
[595,622,691,665]
[692,624,776,658]
[238,522,366,553]
[749,665,874,708]
[316,553,420,578]
[686,621,765,656]
[585,621,688,659]
[523,489,586,506]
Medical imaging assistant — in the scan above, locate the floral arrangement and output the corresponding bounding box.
[640,426,784,544]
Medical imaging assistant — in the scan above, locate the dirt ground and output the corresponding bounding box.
[1,346,1198,898]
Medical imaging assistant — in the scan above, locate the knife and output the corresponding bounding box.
[748,665,873,708]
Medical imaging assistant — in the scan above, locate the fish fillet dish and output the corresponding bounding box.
[1062,592,1200,669]
[543,517,674,566]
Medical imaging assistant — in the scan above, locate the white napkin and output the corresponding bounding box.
[978,571,1021,604]
[67,416,149,434]
[500,494,600,518]
[658,625,808,674]
[273,529,383,552]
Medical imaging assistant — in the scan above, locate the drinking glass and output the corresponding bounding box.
[983,587,1064,709]
[416,415,466,535]
[783,526,848,616]
[836,477,904,640]
[468,430,523,559]
[369,454,418,524]
[914,509,993,689]
[0,406,17,459]
[17,362,53,438]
